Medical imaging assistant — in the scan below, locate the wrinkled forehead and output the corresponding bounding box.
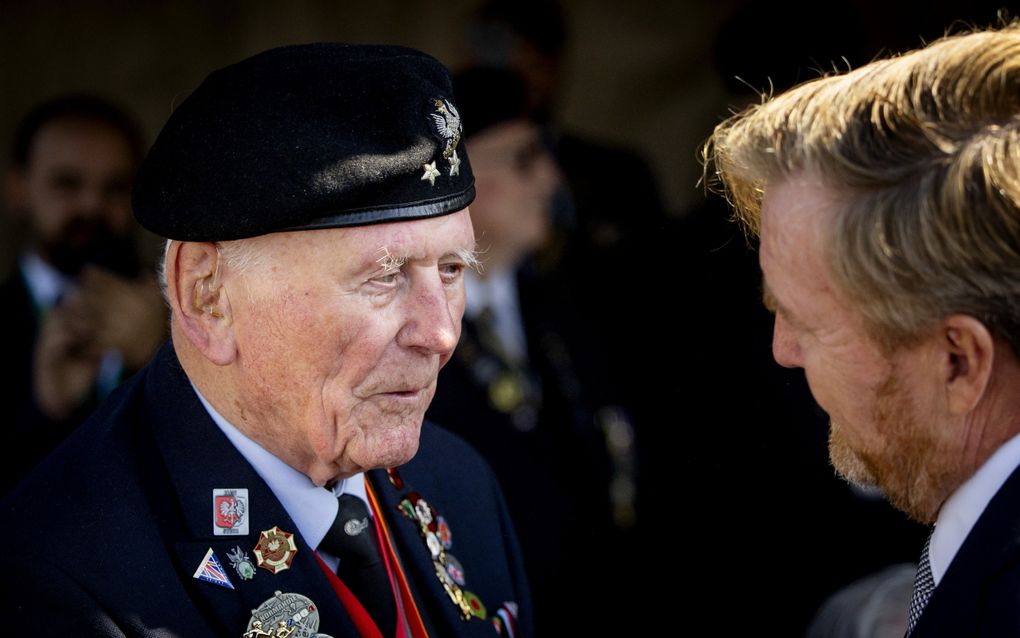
[258,209,475,268]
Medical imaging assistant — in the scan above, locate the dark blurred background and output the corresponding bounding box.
[1,0,1003,271]
[0,0,1009,634]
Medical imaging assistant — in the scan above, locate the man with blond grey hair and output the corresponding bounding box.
[705,23,1020,637]
[4,44,531,637]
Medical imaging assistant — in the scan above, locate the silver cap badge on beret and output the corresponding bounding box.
[431,99,462,158]
[430,98,463,177]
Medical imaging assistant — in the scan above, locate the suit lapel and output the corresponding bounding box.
[145,344,361,638]
[369,467,502,638]
[913,463,1020,636]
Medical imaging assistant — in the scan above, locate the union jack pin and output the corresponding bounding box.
[192,548,234,590]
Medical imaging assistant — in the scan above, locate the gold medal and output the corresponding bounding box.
[433,560,473,620]
[253,526,298,574]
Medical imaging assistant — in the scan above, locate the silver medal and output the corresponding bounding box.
[246,591,320,638]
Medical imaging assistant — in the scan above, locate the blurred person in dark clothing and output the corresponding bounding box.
[427,67,638,635]
[462,0,667,415]
[1,95,165,494]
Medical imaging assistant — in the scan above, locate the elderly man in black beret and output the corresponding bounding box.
[3,44,531,638]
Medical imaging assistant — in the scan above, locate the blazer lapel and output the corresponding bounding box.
[913,463,1020,636]
[146,344,361,638]
[369,468,502,638]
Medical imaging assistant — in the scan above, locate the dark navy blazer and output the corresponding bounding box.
[2,342,532,637]
[911,463,1020,637]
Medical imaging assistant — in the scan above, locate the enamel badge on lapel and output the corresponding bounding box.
[395,489,485,620]
[445,553,466,586]
[386,468,404,489]
[228,545,257,581]
[214,488,250,536]
[254,526,297,574]
[245,591,331,638]
[193,547,235,590]
[492,602,520,638]
[436,515,452,549]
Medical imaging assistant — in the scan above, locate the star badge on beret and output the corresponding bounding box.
[430,98,464,177]
[421,161,441,186]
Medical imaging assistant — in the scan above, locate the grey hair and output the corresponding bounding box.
[455,246,484,274]
[157,238,265,304]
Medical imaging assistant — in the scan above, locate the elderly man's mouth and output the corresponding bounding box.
[376,389,428,404]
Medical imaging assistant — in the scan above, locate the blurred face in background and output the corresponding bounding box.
[466,119,561,272]
[9,117,137,276]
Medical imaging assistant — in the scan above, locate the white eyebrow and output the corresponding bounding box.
[375,246,407,272]
[454,246,483,274]
[374,244,483,274]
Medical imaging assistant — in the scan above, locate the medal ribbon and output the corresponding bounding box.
[315,552,385,638]
[314,481,430,638]
[366,480,431,638]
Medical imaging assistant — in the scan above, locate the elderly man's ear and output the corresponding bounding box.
[167,241,237,365]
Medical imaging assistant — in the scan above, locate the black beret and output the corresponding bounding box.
[133,43,474,241]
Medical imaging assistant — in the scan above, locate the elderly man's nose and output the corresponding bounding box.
[398,278,459,355]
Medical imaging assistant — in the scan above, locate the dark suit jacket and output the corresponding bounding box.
[0,268,109,495]
[2,342,532,638]
[2,269,71,494]
[911,463,1020,637]
[426,265,625,636]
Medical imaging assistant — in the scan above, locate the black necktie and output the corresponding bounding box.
[319,494,396,637]
[475,306,512,363]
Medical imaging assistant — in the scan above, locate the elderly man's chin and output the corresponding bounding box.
[325,413,426,482]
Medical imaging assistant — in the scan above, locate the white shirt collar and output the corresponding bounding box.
[464,268,516,317]
[20,251,73,310]
[464,269,528,362]
[22,252,125,397]
[191,384,368,566]
[930,431,1020,584]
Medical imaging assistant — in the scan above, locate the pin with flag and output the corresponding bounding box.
[193,547,235,590]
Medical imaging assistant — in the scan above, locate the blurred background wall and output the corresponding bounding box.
[0,1,1010,633]
[2,0,1004,274]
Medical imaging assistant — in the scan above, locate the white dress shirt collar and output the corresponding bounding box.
[191,384,368,566]
[464,268,528,362]
[930,431,1020,584]
[20,251,73,311]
